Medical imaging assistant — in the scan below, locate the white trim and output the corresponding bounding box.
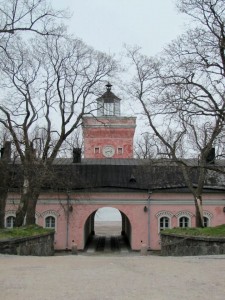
[177,216,191,228]
[42,210,59,231]
[158,216,171,233]
[203,211,213,227]
[156,211,174,218]
[5,215,16,228]
[41,210,60,218]
[156,211,173,233]
[5,210,16,217]
[203,211,213,220]
[175,211,193,218]
[44,215,57,231]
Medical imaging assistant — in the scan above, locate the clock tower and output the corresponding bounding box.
[82,83,136,159]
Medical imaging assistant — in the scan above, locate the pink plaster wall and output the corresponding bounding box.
[82,116,136,158]
[5,191,225,251]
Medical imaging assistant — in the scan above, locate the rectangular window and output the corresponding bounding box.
[104,102,114,116]
[118,147,123,155]
[94,147,100,154]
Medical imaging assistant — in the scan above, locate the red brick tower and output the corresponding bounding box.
[83,83,136,159]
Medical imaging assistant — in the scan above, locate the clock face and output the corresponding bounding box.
[103,146,115,158]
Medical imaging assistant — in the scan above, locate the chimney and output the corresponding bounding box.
[73,148,81,163]
[1,141,11,160]
[206,148,215,164]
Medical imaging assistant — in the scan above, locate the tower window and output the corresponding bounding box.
[118,147,123,155]
[94,147,100,154]
[104,102,114,116]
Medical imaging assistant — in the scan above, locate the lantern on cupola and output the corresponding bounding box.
[97,83,121,117]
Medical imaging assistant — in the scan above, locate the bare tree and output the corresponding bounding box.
[0,138,11,228]
[134,132,157,159]
[126,0,225,227]
[0,0,65,35]
[0,126,19,228]
[0,33,117,226]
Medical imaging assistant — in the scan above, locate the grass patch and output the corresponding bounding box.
[162,224,225,237]
[0,225,54,240]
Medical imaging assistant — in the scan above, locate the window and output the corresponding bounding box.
[118,147,123,155]
[94,147,100,154]
[159,217,170,231]
[104,102,114,116]
[203,216,209,227]
[6,216,15,228]
[179,216,189,228]
[45,216,55,229]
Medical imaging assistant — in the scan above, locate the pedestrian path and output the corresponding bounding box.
[86,235,130,254]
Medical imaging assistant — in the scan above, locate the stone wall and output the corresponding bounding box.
[161,233,225,256]
[0,232,55,256]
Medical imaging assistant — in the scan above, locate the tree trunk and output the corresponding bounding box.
[195,196,204,227]
[15,178,30,227]
[26,191,40,225]
[0,191,7,228]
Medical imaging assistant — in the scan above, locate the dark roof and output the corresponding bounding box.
[8,158,225,192]
[50,158,225,191]
[96,90,121,102]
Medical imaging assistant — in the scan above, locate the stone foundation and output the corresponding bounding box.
[0,232,55,256]
[161,233,225,256]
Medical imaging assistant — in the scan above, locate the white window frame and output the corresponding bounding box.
[104,102,114,116]
[159,216,170,231]
[5,215,16,228]
[179,216,190,228]
[176,211,193,228]
[5,210,16,228]
[45,216,56,229]
[203,211,213,227]
[156,211,173,233]
[42,210,59,231]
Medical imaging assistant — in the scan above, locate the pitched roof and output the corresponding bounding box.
[50,158,225,192]
[8,158,225,192]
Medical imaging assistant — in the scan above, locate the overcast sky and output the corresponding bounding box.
[56,0,186,57]
[54,0,188,117]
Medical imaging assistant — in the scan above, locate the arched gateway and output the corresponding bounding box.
[83,207,131,250]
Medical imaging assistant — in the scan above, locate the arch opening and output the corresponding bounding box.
[95,207,122,236]
[84,207,131,253]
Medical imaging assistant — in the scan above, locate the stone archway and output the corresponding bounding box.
[83,207,131,252]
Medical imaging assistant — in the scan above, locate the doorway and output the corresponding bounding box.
[84,207,131,253]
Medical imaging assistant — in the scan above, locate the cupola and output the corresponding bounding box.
[97,83,121,117]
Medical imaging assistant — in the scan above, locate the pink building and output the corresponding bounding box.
[4,84,225,251]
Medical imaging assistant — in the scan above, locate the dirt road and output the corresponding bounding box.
[1,253,225,300]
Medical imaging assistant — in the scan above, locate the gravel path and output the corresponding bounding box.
[1,253,225,300]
